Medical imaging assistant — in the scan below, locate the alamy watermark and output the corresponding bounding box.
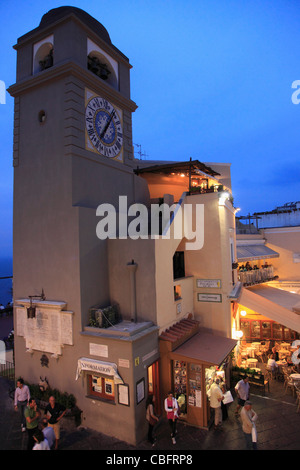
[0,80,6,104]
[291,80,300,104]
[96,196,204,251]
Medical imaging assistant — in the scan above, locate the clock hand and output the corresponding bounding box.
[100,110,115,139]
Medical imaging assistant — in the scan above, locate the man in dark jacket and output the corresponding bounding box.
[44,396,66,450]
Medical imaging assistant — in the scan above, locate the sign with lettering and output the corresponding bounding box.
[76,357,123,383]
[196,279,221,288]
[197,293,222,303]
[15,300,73,356]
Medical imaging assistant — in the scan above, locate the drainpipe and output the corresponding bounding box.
[127,259,138,322]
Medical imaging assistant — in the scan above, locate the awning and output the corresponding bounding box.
[238,286,300,333]
[75,357,124,384]
[169,330,237,366]
[237,244,279,262]
[134,159,220,177]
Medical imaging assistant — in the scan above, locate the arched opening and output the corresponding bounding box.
[87,52,118,89]
[33,42,53,74]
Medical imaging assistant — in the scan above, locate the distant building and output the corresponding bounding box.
[254,202,300,229]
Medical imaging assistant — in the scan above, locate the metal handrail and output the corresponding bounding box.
[0,360,15,381]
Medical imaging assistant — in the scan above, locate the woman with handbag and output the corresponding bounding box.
[146,395,159,446]
[164,391,179,444]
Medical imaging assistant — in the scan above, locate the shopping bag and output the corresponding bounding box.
[222,391,233,405]
[252,423,257,443]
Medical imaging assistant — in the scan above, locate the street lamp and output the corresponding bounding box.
[27,289,46,319]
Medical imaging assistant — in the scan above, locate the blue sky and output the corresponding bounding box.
[0,0,300,258]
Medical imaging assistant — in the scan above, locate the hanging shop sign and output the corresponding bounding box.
[75,357,123,384]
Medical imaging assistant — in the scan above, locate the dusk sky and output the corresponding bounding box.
[0,0,300,258]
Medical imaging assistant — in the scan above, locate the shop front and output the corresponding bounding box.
[237,285,300,340]
[159,319,237,429]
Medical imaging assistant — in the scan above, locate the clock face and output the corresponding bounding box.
[85,96,123,159]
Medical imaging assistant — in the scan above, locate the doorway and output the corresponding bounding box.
[147,360,161,414]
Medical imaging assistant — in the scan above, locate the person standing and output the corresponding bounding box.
[235,376,250,415]
[209,378,224,429]
[14,378,30,432]
[24,398,40,450]
[164,391,179,445]
[267,354,279,379]
[220,382,228,421]
[41,417,56,449]
[32,429,50,450]
[45,396,67,450]
[146,395,159,446]
[240,401,258,450]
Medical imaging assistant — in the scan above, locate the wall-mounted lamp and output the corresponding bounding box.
[240,310,247,317]
[218,191,230,206]
[27,289,46,319]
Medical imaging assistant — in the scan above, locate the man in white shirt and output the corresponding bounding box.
[209,379,224,429]
[14,378,30,432]
[235,376,250,415]
[240,401,258,450]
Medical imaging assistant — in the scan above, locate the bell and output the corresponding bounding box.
[99,65,110,80]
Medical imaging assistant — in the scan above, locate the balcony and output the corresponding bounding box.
[188,184,224,195]
[238,265,277,286]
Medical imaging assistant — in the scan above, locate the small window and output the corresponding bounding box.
[174,285,181,301]
[88,374,115,402]
[38,110,46,123]
[173,251,185,279]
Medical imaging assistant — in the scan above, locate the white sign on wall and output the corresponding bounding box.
[197,279,221,288]
[15,300,73,356]
[89,343,108,358]
[197,293,222,303]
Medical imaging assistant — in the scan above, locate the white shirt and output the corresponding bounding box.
[267,358,278,370]
[33,439,50,450]
[14,384,30,406]
[209,383,223,408]
[235,379,250,401]
[164,397,179,418]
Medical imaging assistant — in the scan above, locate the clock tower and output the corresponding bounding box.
[8,6,143,312]
[8,8,153,444]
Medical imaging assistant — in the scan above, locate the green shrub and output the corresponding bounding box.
[26,382,77,409]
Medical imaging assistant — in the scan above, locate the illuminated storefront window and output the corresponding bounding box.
[240,319,296,341]
[88,374,115,402]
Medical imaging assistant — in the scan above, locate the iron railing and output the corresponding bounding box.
[0,361,15,381]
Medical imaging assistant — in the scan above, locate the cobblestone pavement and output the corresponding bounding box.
[0,373,299,452]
